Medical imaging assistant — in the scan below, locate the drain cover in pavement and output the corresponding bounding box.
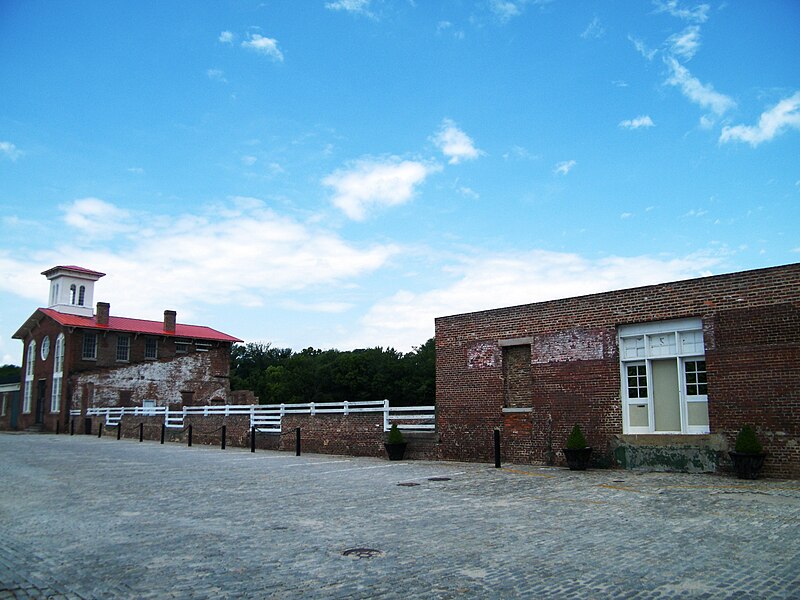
[343,548,384,559]
[428,477,451,481]
[397,482,420,486]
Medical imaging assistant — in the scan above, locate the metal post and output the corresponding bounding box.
[250,426,256,453]
[494,427,502,469]
[139,422,144,442]
[188,424,193,447]
[221,425,227,450]
[70,419,74,435]
[56,420,60,435]
[160,424,165,444]
[98,422,103,438]
[117,423,122,440]
[295,427,301,457]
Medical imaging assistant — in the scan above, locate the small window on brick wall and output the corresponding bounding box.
[145,337,158,360]
[116,335,130,362]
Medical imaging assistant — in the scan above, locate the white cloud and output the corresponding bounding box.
[667,26,701,60]
[0,141,22,161]
[490,0,523,23]
[127,167,144,174]
[61,198,133,238]
[581,17,605,40]
[719,91,800,147]
[432,119,482,165]
[241,34,284,61]
[0,198,399,321]
[653,0,709,23]
[620,212,633,219]
[323,158,441,221]
[325,0,373,17]
[241,155,257,166]
[207,68,227,82]
[554,160,577,175]
[629,35,657,61]
[219,31,234,44]
[619,115,655,129]
[664,57,735,116]
[347,250,723,351]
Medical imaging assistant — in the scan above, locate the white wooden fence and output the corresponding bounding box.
[86,400,435,434]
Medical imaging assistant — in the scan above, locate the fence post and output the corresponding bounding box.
[251,425,256,453]
[188,424,193,447]
[344,400,349,416]
[494,427,501,469]
[295,427,301,456]
[117,423,122,440]
[139,422,144,443]
[383,399,389,432]
[56,420,60,435]
[160,424,165,444]
[221,425,227,450]
[98,422,103,438]
[310,402,315,416]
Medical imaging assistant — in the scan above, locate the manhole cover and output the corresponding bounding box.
[428,477,451,481]
[397,482,420,487]
[342,548,384,559]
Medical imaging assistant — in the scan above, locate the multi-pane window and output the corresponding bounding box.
[23,340,35,413]
[51,334,65,413]
[619,318,709,435]
[626,364,648,398]
[176,340,189,354]
[684,360,707,396]
[82,332,97,359]
[145,337,158,360]
[78,285,86,306]
[116,336,130,362]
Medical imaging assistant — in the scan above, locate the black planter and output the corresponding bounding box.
[563,447,592,471]
[729,451,766,480]
[385,442,408,461]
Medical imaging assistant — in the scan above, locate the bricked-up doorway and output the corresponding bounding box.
[503,344,532,408]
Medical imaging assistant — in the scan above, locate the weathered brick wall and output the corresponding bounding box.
[436,263,800,477]
[71,349,233,411]
[84,412,439,460]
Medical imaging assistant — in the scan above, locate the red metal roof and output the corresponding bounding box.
[41,265,106,278]
[37,308,242,342]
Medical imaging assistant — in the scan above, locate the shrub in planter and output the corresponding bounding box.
[384,423,407,461]
[562,424,592,471]
[729,425,766,480]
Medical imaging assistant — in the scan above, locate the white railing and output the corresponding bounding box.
[85,400,435,434]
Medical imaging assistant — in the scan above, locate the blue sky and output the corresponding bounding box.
[1,0,799,362]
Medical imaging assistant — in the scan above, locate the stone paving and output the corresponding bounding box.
[1,433,799,599]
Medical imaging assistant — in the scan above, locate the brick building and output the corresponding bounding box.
[5,266,242,432]
[435,263,800,477]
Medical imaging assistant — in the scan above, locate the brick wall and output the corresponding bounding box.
[435,263,800,477]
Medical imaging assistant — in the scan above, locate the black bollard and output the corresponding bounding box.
[139,422,144,442]
[250,426,256,453]
[494,427,501,469]
[295,427,301,457]
[188,424,193,447]
[98,422,103,438]
[56,420,60,435]
[160,424,165,444]
[117,423,122,440]
[221,425,227,450]
[70,419,74,436]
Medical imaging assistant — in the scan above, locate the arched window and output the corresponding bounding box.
[23,341,35,414]
[51,334,65,413]
[69,284,77,305]
[78,285,86,306]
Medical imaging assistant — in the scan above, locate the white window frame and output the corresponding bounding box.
[145,337,158,360]
[24,340,35,414]
[51,333,65,413]
[619,318,709,435]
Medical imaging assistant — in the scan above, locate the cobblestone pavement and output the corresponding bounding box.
[1,434,799,599]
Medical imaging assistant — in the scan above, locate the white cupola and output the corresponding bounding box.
[42,265,105,318]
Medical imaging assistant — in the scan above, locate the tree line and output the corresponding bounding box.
[229,338,435,407]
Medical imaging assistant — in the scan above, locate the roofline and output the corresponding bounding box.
[41,265,106,279]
